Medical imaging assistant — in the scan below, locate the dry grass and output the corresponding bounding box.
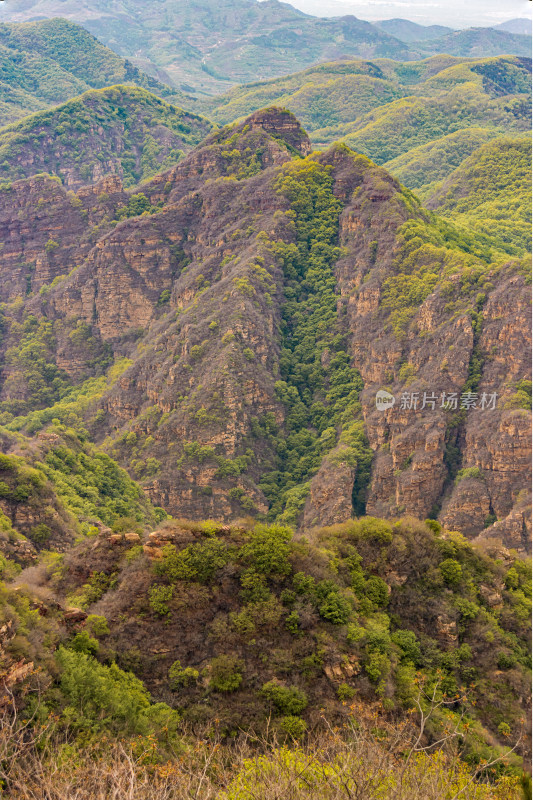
[0,694,523,800]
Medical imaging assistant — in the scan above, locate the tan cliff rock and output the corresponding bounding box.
[0,108,529,549]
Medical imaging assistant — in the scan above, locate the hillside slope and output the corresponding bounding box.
[203,55,531,197]
[0,85,212,188]
[0,513,529,793]
[0,1,530,96]
[425,137,532,256]
[0,108,529,551]
[0,18,189,125]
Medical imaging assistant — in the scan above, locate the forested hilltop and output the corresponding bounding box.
[203,55,532,208]
[0,85,212,188]
[0,18,190,125]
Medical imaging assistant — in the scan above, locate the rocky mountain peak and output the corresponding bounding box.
[244,107,311,155]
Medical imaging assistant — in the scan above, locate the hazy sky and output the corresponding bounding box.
[287,0,532,29]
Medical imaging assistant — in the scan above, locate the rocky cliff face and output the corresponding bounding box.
[0,108,529,552]
[324,150,531,551]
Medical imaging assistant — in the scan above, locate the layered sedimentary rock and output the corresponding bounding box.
[0,108,529,549]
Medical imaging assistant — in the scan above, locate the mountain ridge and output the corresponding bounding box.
[200,55,531,204]
[0,107,529,552]
[0,1,530,96]
[0,17,190,125]
[0,84,213,189]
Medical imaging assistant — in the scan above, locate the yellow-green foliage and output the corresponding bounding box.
[381,216,494,338]
[256,157,372,521]
[205,56,530,195]
[384,127,501,199]
[0,85,211,187]
[0,17,187,122]
[221,745,521,799]
[428,137,532,256]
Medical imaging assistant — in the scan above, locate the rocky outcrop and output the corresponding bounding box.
[0,108,529,548]
[300,148,532,549]
[247,108,312,156]
[303,451,356,529]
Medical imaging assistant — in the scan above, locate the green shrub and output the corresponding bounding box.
[279,715,307,739]
[498,722,511,737]
[29,523,52,544]
[455,467,483,484]
[86,615,110,637]
[425,519,442,534]
[337,683,356,701]
[364,650,391,685]
[318,590,352,624]
[168,660,199,689]
[155,539,231,584]
[285,610,300,635]
[44,238,59,253]
[56,647,179,738]
[149,584,173,616]
[439,558,463,586]
[364,576,389,608]
[69,630,99,656]
[391,629,422,665]
[497,651,516,670]
[209,655,244,693]
[239,524,292,577]
[261,680,308,715]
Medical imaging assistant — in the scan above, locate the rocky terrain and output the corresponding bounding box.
[0,15,529,793]
[0,107,529,555]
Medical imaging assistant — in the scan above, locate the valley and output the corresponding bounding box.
[0,3,530,797]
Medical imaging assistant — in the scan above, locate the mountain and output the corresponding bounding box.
[0,108,529,552]
[0,1,531,97]
[426,27,532,58]
[203,55,531,197]
[0,85,212,188]
[0,17,189,125]
[426,136,532,256]
[374,19,453,43]
[0,101,530,792]
[495,18,532,36]
[0,1,413,95]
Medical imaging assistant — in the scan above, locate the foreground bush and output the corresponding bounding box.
[0,697,524,800]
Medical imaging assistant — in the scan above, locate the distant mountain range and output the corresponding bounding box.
[0,0,531,96]
[374,19,453,43]
[494,18,532,37]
